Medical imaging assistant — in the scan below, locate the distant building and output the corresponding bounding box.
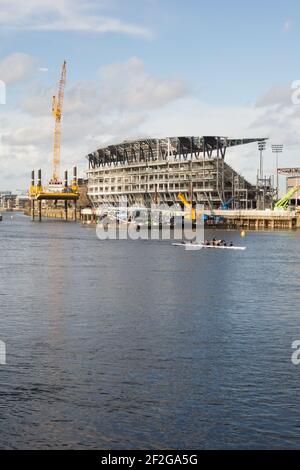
[277,168,300,207]
[0,192,14,210]
[286,176,300,206]
[0,191,29,210]
[15,195,30,209]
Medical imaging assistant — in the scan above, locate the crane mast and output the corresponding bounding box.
[50,60,67,185]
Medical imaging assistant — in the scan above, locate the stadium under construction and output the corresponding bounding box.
[26,60,300,229]
[86,136,266,210]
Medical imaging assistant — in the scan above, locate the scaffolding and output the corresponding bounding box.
[256,173,277,210]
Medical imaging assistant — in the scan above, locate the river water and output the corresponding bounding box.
[1,212,300,449]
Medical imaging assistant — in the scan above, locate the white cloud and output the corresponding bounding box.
[19,57,188,118]
[97,57,187,111]
[0,0,152,38]
[19,82,53,116]
[256,83,293,108]
[0,53,35,85]
[139,85,300,190]
[0,56,188,188]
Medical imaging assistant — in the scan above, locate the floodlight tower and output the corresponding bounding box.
[272,144,283,196]
[258,140,267,180]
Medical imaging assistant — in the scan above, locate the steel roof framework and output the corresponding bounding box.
[87,136,265,169]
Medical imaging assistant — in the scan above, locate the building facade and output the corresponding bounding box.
[287,176,300,205]
[278,168,300,206]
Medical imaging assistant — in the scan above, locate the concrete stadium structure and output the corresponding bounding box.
[86,136,265,209]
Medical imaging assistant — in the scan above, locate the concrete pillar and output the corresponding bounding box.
[38,200,42,222]
[31,199,35,221]
[74,200,77,221]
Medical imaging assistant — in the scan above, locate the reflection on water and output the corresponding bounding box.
[1,212,300,449]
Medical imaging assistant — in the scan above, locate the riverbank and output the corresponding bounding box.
[23,206,81,221]
[19,205,300,231]
[80,207,300,230]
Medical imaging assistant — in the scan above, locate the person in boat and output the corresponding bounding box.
[229,242,234,247]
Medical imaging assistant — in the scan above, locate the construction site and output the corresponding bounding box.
[28,60,300,230]
[86,137,260,208]
[81,136,300,229]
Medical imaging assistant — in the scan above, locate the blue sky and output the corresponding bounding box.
[0,0,300,189]
[2,0,299,103]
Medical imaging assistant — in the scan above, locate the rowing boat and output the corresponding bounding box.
[172,243,246,251]
[201,245,246,251]
[172,243,203,251]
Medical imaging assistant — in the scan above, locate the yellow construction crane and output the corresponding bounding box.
[28,60,79,222]
[50,60,67,185]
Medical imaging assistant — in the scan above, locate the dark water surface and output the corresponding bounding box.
[1,212,300,449]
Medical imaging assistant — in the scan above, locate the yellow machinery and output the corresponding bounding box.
[29,168,79,199]
[29,168,79,222]
[50,60,67,185]
[178,193,196,220]
[274,186,300,210]
[29,61,78,198]
[29,169,43,197]
[28,61,80,221]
